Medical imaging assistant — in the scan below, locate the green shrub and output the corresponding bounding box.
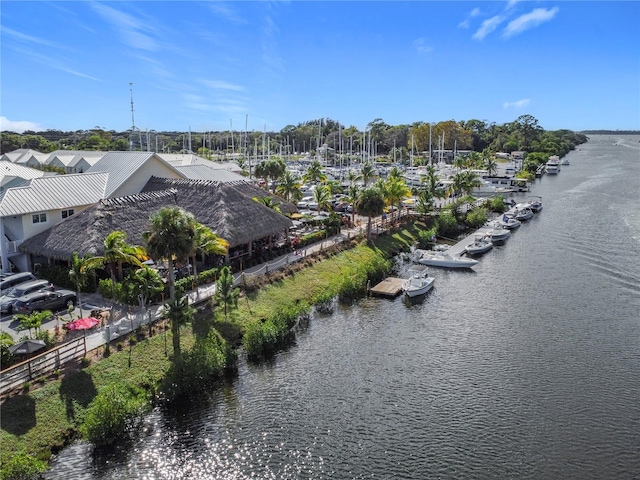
[162,330,236,400]
[0,449,47,480]
[465,208,488,228]
[487,196,507,213]
[38,264,98,292]
[417,226,438,249]
[81,384,147,447]
[436,211,459,237]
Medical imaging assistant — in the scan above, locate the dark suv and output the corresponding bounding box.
[12,289,77,315]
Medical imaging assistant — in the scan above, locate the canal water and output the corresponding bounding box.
[47,135,640,479]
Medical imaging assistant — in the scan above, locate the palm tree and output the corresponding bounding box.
[69,252,88,318]
[355,187,385,240]
[213,266,239,320]
[83,231,144,297]
[360,162,377,187]
[276,170,302,202]
[254,158,286,193]
[345,183,360,225]
[313,184,332,212]
[383,176,411,221]
[143,207,196,302]
[162,296,194,356]
[191,222,228,283]
[130,267,164,311]
[15,310,52,339]
[302,160,327,185]
[346,170,362,186]
[254,196,282,213]
[483,155,499,177]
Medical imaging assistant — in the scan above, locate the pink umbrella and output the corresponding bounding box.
[67,317,99,331]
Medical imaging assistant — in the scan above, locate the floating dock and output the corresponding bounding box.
[369,277,404,297]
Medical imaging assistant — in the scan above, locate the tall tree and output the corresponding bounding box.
[213,266,239,320]
[355,187,385,240]
[162,296,194,356]
[276,170,303,202]
[360,162,377,187]
[143,207,196,302]
[190,222,228,283]
[83,231,144,296]
[302,160,327,184]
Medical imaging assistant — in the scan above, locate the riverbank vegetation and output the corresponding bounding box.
[0,222,427,479]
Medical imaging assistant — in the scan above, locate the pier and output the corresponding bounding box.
[369,277,404,297]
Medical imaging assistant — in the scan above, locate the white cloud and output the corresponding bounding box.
[414,38,433,55]
[0,26,60,48]
[208,3,246,25]
[503,7,559,38]
[472,15,504,40]
[0,116,43,133]
[458,8,481,29]
[199,80,245,91]
[503,99,531,109]
[91,3,158,51]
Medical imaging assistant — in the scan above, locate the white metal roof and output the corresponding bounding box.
[0,172,108,216]
[87,151,185,197]
[0,161,48,184]
[175,164,246,183]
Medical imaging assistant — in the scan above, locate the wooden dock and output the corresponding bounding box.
[369,277,404,297]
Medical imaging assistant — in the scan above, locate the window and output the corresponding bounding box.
[32,213,47,224]
[61,209,75,219]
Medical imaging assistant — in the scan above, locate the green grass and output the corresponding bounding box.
[0,222,426,478]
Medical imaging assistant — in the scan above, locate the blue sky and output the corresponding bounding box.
[1,1,638,134]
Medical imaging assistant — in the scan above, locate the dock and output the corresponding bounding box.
[369,277,405,297]
[447,226,493,256]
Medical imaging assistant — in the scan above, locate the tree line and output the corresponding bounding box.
[1,115,587,159]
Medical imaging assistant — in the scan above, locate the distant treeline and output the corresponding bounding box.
[580,130,639,135]
[1,115,587,161]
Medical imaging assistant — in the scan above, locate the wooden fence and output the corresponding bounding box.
[0,337,87,396]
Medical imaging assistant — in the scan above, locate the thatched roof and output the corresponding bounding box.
[19,179,294,261]
[142,177,298,214]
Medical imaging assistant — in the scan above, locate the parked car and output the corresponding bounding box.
[12,289,77,315]
[0,272,37,295]
[0,279,51,314]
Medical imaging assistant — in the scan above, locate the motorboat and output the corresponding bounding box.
[402,272,435,297]
[546,155,561,174]
[465,236,493,256]
[498,214,522,229]
[526,196,543,213]
[487,226,511,244]
[561,157,570,165]
[413,249,479,269]
[513,205,534,221]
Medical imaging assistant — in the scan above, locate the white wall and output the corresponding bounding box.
[111,159,183,197]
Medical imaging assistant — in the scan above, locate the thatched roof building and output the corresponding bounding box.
[19,179,295,262]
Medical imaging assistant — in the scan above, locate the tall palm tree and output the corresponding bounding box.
[345,183,360,225]
[302,160,327,185]
[483,155,499,176]
[143,207,196,302]
[383,176,411,221]
[213,266,239,320]
[69,252,88,318]
[163,296,194,356]
[355,187,385,240]
[346,170,362,186]
[313,184,333,212]
[360,162,377,187]
[83,231,145,296]
[276,170,302,202]
[191,222,228,283]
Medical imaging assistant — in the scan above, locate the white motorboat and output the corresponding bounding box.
[402,272,435,297]
[465,237,493,256]
[546,155,561,174]
[487,226,511,244]
[413,249,479,269]
[561,157,570,165]
[499,214,522,229]
[513,205,534,221]
[526,196,543,212]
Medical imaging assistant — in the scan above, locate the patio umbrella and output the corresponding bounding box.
[67,317,99,331]
[9,339,46,355]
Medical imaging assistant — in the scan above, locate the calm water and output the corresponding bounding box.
[47,135,640,479]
